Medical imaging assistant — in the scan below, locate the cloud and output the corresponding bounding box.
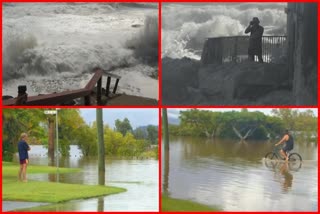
[167,109,180,119]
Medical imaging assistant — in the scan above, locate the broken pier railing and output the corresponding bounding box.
[3,68,121,106]
[201,36,287,64]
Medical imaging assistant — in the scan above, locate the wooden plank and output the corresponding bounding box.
[106,94,158,106]
[3,88,90,106]
[85,69,103,90]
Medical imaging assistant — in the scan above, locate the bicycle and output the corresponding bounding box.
[264,145,302,162]
[264,146,302,171]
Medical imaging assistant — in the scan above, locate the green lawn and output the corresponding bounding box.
[162,195,222,212]
[3,162,126,203]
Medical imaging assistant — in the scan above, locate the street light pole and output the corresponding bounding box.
[44,109,59,183]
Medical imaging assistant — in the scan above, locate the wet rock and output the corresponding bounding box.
[162,57,200,104]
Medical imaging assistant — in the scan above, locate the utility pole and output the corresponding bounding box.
[47,116,55,165]
[96,108,105,185]
[162,108,170,193]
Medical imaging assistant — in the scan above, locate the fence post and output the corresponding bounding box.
[84,96,91,105]
[97,77,102,105]
[106,76,111,97]
[113,78,120,94]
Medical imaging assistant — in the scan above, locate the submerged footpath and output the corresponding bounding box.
[2,162,126,211]
[162,195,222,212]
[162,57,294,105]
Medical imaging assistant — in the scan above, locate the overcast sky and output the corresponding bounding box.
[80,109,158,129]
[167,108,318,119]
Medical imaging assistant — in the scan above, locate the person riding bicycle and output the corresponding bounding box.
[275,129,294,161]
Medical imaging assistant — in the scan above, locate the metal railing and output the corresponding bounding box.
[201,36,287,64]
[3,68,121,106]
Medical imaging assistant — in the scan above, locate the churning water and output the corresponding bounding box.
[3,3,158,98]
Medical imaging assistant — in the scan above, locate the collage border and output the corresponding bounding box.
[1,0,319,213]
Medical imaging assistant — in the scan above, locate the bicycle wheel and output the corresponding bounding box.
[265,152,278,160]
[288,153,302,162]
[289,161,302,171]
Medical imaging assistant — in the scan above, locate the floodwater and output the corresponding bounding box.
[12,145,159,211]
[162,136,318,211]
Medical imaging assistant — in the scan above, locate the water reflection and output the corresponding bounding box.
[97,197,104,212]
[279,163,293,192]
[163,136,318,211]
[163,148,169,195]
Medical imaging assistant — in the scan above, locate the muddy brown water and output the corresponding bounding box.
[162,136,317,211]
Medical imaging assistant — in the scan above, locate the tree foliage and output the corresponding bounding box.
[115,118,133,136]
[3,109,157,160]
[2,109,46,161]
[169,109,317,141]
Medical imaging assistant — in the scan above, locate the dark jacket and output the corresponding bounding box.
[245,25,264,55]
[18,140,30,161]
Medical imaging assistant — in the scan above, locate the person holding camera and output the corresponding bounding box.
[245,17,264,63]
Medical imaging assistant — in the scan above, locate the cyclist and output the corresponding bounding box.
[275,129,294,161]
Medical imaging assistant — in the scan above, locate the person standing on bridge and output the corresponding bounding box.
[245,17,264,63]
[18,133,31,182]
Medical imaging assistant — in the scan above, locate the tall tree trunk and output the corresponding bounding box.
[162,108,170,194]
[96,109,105,185]
[48,117,55,166]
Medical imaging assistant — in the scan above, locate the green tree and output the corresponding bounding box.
[179,109,222,137]
[147,125,158,144]
[173,109,288,140]
[133,128,147,139]
[3,109,46,161]
[115,118,133,136]
[57,109,88,156]
[271,109,299,131]
[77,123,97,156]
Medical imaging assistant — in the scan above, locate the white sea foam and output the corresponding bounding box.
[3,3,158,99]
[162,3,287,59]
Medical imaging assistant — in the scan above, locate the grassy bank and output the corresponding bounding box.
[3,162,126,203]
[162,195,221,212]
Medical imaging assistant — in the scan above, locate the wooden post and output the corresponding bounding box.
[106,76,111,97]
[97,77,102,105]
[84,96,91,105]
[113,78,120,94]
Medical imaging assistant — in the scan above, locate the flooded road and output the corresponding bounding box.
[12,145,159,211]
[162,136,317,211]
